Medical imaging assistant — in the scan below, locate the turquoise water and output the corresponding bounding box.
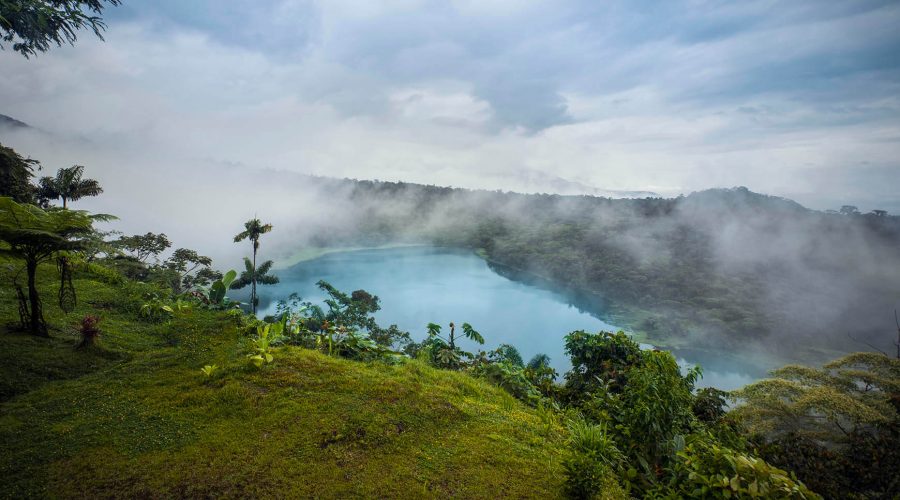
[255,246,764,390]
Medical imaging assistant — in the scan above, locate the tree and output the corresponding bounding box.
[733,352,899,445]
[315,279,379,332]
[0,143,39,202]
[230,256,278,311]
[0,197,112,335]
[0,0,122,58]
[839,205,860,216]
[38,165,103,208]
[734,352,900,498]
[115,232,171,263]
[161,248,217,295]
[869,209,888,217]
[233,218,273,314]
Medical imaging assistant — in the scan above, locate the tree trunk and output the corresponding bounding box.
[251,242,257,315]
[62,196,67,209]
[26,257,48,337]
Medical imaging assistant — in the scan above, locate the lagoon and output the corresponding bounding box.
[255,246,765,390]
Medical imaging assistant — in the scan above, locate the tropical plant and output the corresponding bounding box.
[230,257,278,312]
[491,343,524,367]
[114,232,171,263]
[204,269,238,307]
[315,280,380,332]
[200,364,219,378]
[732,352,899,445]
[733,352,900,498]
[651,437,818,499]
[139,293,174,322]
[0,143,39,202]
[247,323,280,367]
[37,165,103,208]
[563,419,626,500]
[525,353,559,398]
[160,247,217,294]
[0,197,112,335]
[75,314,101,349]
[232,218,273,314]
[563,330,643,400]
[475,360,542,404]
[0,0,122,57]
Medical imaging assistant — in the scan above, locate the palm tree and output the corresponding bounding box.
[38,165,103,208]
[233,218,274,314]
[230,257,279,313]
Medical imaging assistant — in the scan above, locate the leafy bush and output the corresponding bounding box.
[474,361,542,404]
[247,323,279,367]
[563,419,626,499]
[652,437,819,499]
[563,330,642,400]
[139,293,174,322]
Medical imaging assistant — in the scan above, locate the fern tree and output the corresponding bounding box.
[0,197,112,335]
[230,257,278,313]
[233,218,273,314]
[38,165,103,208]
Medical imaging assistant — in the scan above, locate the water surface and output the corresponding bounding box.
[256,247,765,390]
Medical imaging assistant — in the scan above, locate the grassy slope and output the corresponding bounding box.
[0,261,567,499]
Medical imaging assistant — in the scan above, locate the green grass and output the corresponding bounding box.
[0,259,568,498]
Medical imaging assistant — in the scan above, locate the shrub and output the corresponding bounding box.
[563,419,626,499]
[652,437,819,499]
[76,314,101,349]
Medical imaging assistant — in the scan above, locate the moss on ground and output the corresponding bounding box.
[0,259,569,498]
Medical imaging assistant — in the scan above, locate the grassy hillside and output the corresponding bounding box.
[0,260,569,499]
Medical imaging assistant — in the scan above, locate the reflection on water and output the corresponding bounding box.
[256,246,766,390]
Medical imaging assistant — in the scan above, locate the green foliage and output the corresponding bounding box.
[160,247,217,295]
[563,419,626,499]
[738,352,900,499]
[207,269,237,307]
[139,293,174,323]
[313,279,379,332]
[0,197,113,335]
[0,0,121,57]
[652,437,819,499]
[37,165,103,208]
[733,352,899,445]
[114,232,171,263]
[199,364,219,378]
[0,143,39,203]
[233,218,274,314]
[247,323,278,367]
[474,361,543,404]
[564,330,642,399]
[461,322,485,345]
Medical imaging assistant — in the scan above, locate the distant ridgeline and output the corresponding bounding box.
[294,178,900,362]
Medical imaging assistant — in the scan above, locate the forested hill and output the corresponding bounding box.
[286,178,900,363]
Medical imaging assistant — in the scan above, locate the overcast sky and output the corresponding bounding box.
[2,0,899,232]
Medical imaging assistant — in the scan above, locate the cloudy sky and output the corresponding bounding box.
[2,0,900,241]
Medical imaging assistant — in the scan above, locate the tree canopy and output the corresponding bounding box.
[0,0,122,57]
[38,165,103,208]
[0,143,39,203]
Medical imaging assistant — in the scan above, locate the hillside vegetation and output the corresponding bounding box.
[0,260,568,498]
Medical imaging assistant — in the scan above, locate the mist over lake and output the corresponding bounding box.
[253,246,765,390]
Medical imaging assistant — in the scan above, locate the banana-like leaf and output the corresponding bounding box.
[220,269,237,289]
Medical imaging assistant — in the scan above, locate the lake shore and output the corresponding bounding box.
[274,243,430,270]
